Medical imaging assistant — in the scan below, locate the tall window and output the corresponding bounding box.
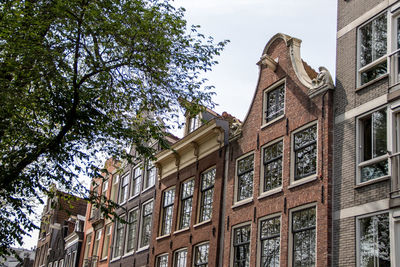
[358,213,390,267]
[101,224,112,259]
[119,173,129,204]
[125,209,138,254]
[358,109,388,183]
[174,249,187,267]
[161,188,175,235]
[93,229,102,257]
[188,115,200,133]
[358,12,387,85]
[110,175,119,202]
[233,225,251,267]
[140,200,153,248]
[199,168,215,222]
[84,233,92,260]
[265,83,285,123]
[102,180,108,197]
[157,254,168,267]
[292,207,316,267]
[263,140,283,192]
[194,243,209,267]
[236,154,254,202]
[113,217,125,258]
[131,166,142,197]
[260,216,280,267]
[179,179,194,229]
[144,162,156,189]
[293,124,317,180]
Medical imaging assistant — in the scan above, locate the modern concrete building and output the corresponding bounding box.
[334,0,400,266]
[221,33,334,267]
[149,109,231,267]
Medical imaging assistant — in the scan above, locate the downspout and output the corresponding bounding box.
[218,144,229,266]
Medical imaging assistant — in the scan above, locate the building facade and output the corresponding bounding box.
[334,0,400,266]
[149,110,230,267]
[33,191,87,267]
[222,33,334,267]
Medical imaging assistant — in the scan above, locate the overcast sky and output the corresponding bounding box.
[21,0,338,250]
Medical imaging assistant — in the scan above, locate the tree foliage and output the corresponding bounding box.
[0,0,227,256]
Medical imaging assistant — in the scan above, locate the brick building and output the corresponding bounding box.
[33,190,87,267]
[149,109,230,266]
[334,0,400,266]
[222,33,334,267]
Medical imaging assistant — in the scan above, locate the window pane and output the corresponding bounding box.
[233,225,251,267]
[237,155,254,201]
[126,210,138,253]
[162,189,175,235]
[264,141,283,191]
[200,168,215,222]
[292,207,316,267]
[180,179,194,229]
[140,201,153,247]
[157,255,168,267]
[194,243,209,267]
[266,84,285,122]
[174,250,187,267]
[294,125,317,180]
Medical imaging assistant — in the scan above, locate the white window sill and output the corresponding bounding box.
[122,251,134,258]
[355,175,390,188]
[261,114,285,130]
[136,246,149,253]
[156,234,171,241]
[128,194,139,202]
[194,219,211,228]
[356,73,388,92]
[288,175,318,189]
[100,257,107,261]
[232,198,253,209]
[110,256,121,263]
[118,201,127,206]
[173,227,190,235]
[258,187,283,200]
[141,185,154,194]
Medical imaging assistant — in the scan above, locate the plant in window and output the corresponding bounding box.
[292,207,316,267]
[199,168,215,222]
[294,125,317,180]
[260,217,280,267]
[237,155,254,201]
[179,180,194,229]
[233,225,251,267]
[265,84,285,122]
[359,109,388,182]
[263,141,283,191]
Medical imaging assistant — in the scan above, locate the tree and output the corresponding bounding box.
[0,0,228,256]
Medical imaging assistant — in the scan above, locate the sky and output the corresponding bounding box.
[20,0,338,250]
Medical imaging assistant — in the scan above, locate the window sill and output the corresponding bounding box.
[232,198,253,209]
[355,73,388,92]
[136,246,149,253]
[156,234,171,241]
[128,194,139,202]
[141,185,154,194]
[258,187,283,200]
[122,251,134,258]
[99,257,108,262]
[173,227,190,235]
[261,115,285,130]
[118,201,127,206]
[110,256,121,263]
[355,175,390,189]
[194,219,211,228]
[288,175,318,189]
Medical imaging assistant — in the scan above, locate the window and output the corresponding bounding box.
[358,12,387,85]
[139,200,153,248]
[125,209,138,254]
[131,166,142,197]
[291,207,316,267]
[194,243,209,267]
[232,224,251,267]
[144,161,156,189]
[161,188,175,235]
[59,260,64,267]
[48,262,52,267]
[236,154,254,202]
[358,109,388,183]
[199,168,215,222]
[119,173,129,204]
[188,114,201,133]
[262,140,283,192]
[113,216,125,258]
[293,124,317,181]
[54,261,58,267]
[90,184,99,218]
[264,83,285,123]
[179,179,194,229]
[358,213,390,267]
[93,229,102,257]
[157,254,168,267]
[102,179,108,197]
[101,224,112,259]
[110,174,119,202]
[174,249,187,267]
[259,216,280,267]
[84,234,92,260]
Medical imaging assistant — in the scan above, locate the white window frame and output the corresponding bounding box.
[83,233,92,260]
[178,177,195,230]
[124,207,139,255]
[112,214,125,259]
[92,229,102,257]
[187,113,202,134]
[138,199,153,250]
[290,121,318,187]
[234,151,255,205]
[288,203,317,267]
[160,187,175,236]
[197,167,216,224]
[59,259,63,267]
[356,106,389,185]
[262,78,286,128]
[143,161,156,191]
[257,213,282,267]
[101,223,112,260]
[260,138,284,197]
[356,210,392,267]
[110,174,119,203]
[173,248,188,267]
[357,10,389,87]
[156,253,169,267]
[102,179,108,197]
[130,165,142,199]
[230,221,252,267]
[119,172,130,205]
[193,241,210,267]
